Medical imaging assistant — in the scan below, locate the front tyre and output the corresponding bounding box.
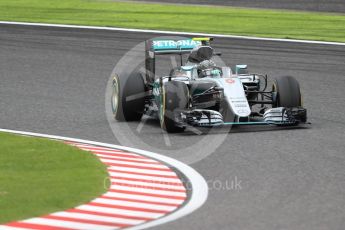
[272,76,302,108]
[160,81,189,133]
[111,71,146,121]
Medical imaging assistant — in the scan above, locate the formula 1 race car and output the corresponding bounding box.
[111,37,307,133]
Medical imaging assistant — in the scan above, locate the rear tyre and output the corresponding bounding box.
[160,81,189,133]
[272,76,302,108]
[111,71,146,121]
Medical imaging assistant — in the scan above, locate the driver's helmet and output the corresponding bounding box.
[197,59,216,70]
[196,59,221,78]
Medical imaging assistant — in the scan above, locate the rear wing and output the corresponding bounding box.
[151,38,212,54]
[145,38,213,82]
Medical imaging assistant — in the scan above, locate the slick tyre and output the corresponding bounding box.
[111,71,146,121]
[160,81,189,133]
[272,76,302,108]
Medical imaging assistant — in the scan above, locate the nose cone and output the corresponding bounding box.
[219,78,251,118]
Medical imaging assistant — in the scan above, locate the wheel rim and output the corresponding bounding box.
[111,77,119,115]
[272,82,278,107]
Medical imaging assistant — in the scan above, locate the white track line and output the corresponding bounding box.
[0,227,24,230]
[1,21,344,46]
[0,128,208,230]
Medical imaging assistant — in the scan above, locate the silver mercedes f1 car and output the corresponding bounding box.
[111,37,307,133]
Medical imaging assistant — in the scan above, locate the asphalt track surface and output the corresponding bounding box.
[1,24,345,230]
[126,0,345,13]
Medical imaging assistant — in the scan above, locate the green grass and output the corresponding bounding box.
[0,0,345,42]
[0,132,108,224]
